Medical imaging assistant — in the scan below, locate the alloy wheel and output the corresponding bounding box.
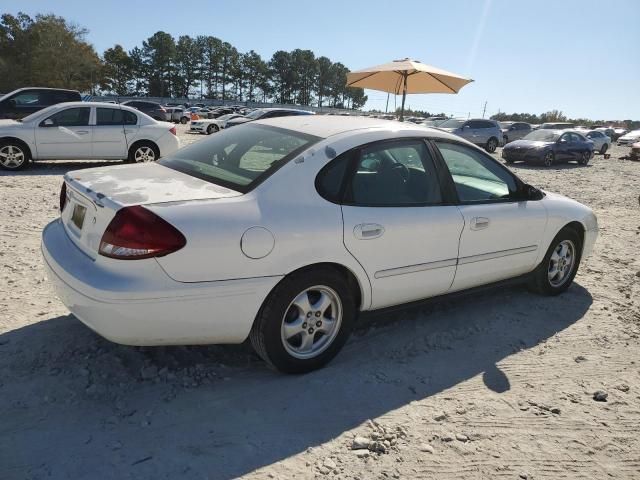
[280,285,343,360]
[134,146,156,162]
[548,240,576,287]
[544,152,554,167]
[486,138,497,153]
[0,145,25,169]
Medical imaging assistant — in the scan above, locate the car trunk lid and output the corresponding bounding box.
[61,163,241,259]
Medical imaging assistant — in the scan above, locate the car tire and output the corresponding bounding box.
[528,227,582,296]
[485,137,498,153]
[0,140,30,170]
[206,124,219,135]
[543,151,554,167]
[578,151,590,166]
[250,267,357,374]
[180,117,188,124]
[600,144,608,155]
[503,135,509,145]
[128,141,160,163]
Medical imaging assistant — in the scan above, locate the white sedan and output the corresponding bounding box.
[618,129,640,146]
[0,101,180,170]
[189,113,245,134]
[42,117,598,373]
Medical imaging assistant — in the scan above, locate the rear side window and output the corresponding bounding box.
[346,140,443,206]
[124,111,137,125]
[316,152,352,202]
[97,108,124,125]
[10,91,44,106]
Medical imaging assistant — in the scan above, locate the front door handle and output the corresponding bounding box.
[470,217,490,230]
[76,130,90,135]
[354,223,385,240]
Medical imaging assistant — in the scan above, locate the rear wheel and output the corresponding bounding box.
[128,141,159,163]
[180,116,188,124]
[206,124,219,135]
[0,141,30,170]
[543,151,554,167]
[600,144,608,155]
[250,267,356,373]
[485,137,498,153]
[528,227,582,296]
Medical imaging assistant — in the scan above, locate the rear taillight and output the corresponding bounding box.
[99,206,186,260]
[169,126,177,135]
[59,182,67,212]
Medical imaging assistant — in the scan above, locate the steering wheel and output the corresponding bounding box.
[389,162,410,182]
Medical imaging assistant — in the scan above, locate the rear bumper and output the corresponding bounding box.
[41,219,281,346]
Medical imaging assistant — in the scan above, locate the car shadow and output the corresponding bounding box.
[0,283,592,479]
[508,162,592,171]
[0,160,123,176]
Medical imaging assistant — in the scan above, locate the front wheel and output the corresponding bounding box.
[578,151,590,165]
[206,124,219,135]
[543,151,554,167]
[485,137,498,153]
[528,227,582,296]
[250,267,356,373]
[600,144,608,155]
[180,116,188,124]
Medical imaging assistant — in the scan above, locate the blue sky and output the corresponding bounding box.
[3,0,639,120]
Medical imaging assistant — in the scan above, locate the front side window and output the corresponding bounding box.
[347,140,442,206]
[10,91,44,106]
[159,124,319,191]
[435,141,516,202]
[44,107,90,127]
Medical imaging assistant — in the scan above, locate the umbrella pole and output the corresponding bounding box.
[399,73,407,121]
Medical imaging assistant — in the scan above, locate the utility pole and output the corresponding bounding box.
[482,101,487,118]
[385,92,389,113]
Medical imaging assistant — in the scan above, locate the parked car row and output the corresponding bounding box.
[189,108,314,134]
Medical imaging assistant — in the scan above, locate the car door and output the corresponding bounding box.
[34,106,92,159]
[92,107,128,158]
[432,140,547,292]
[555,132,573,161]
[460,121,478,143]
[339,139,464,309]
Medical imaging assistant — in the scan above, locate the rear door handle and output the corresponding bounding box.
[470,217,490,230]
[354,223,385,240]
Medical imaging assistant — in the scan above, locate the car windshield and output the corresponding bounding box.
[246,109,266,119]
[438,119,466,129]
[523,130,561,142]
[159,124,320,192]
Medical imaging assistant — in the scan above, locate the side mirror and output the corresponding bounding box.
[42,118,55,127]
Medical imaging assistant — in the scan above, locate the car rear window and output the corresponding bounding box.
[159,124,320,192]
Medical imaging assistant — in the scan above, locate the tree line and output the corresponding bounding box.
[491,110,639,130]
[0,12,367,109]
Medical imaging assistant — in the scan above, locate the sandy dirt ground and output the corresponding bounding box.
[1,124,639,480]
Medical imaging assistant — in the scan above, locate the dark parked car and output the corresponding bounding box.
[0,87,81,119]
[121,100,167,121]
[225,108,314,128]
[502,130,594,167]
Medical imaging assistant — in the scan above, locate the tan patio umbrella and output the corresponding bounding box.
[346,58,473,121]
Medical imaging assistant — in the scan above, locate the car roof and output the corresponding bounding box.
[258,108,314,114]
[253,115,450,139]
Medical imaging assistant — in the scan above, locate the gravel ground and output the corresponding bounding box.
[1,124,639,480]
